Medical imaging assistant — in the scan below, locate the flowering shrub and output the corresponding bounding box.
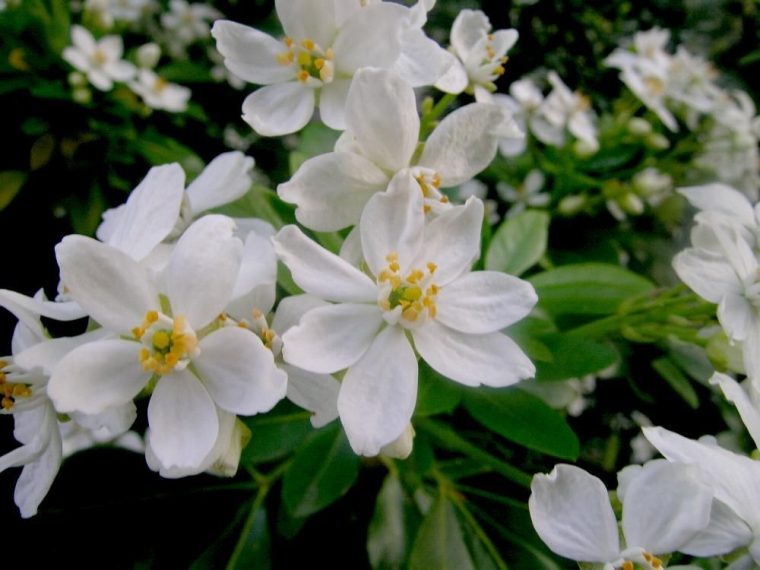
[2,1,760,568]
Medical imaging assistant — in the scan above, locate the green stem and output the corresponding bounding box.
[419,92,456,140]
[225,485,270,570]
[450,493,510,570]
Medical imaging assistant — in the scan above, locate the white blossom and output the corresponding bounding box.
[62,25,136,91]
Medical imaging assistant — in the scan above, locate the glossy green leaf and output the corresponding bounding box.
[415,361,462,417]
[485,210,549,276]
[535,334,617,381]
[528,263,654,316]
[409,493,475,570]
[241,407,312,465]
[367,474,422,570]
[463,387,580,460]
[282,422,360,518]
[226,503,271,570]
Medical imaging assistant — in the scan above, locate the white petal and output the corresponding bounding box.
[434,57,468,94]
[147,370,219,470]
[622,460,713,554]
[678,184,754,226]
[746,321,760,388]
[282,363,340,428]
[643,426,760,529]
[98,36,123,61]
[104,60,136,82]
[230,230,277,306]
[71,25,96,54]
[413,321,534,387]
[416,198,483,285]
[436,271,537,334]
[338,325,417,456]
[167,215,242,328]
[529,464,621,563]
[282,303,383,373]
[672,248,741,304]
[14,328,110,375]
[712,373,760,450]
[719,293,757,341]
[211,21,294,85]
[318,79,352,131]
[419,102,505,186]
[272,225,377,303]
[393,29,454,88]
[186,151,254,214]
[275,0,337,49]
[344,68,419,172]
[196,326,287,415]
[242,83,315,137]
[103,163,185,260]
[339,225,363,266]
[14,404,61,518]
[62,47,91,73]
[47,339,148,415]
[360,171,424,277]
[332,3,407,73]
[270,294,329,334]
[277,152,388,232]
[56,235,159,332]
[0,289,85,325]
[450,9,490,60]
[681,499,754,557]
[88,69,113,91]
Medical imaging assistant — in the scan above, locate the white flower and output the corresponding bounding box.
[96,152,255,261]
[605,28,678,132]
[632,167,672,206]
[644,426,760,565]
[529,462,713,569]
[496,169,548,216]
[161,0,221,47]
[62,25,136,91]
[278,68,517,232]
[456,179,499,225]
[673,222,760,382]
[129,69,191,112]
[211,0,420,135]
[48,215,287,473]
[539,72,599,152]
[710,372,760,450]
[435,9,518,101]
[273,180,536,456]
[490,78,544,156]
[98,0,156,23]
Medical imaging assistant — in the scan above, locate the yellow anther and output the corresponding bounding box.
[0,372,5,383]
[276,51,294,66]
[487,34,494,41]
[301,38,315,50]
[326,47,335,60]
[132,327,144,339]
[93,49,107,66]
[284,37,294,48]
[315,58,325,70]
[386,252,399,262]
[407,270,424,284]
[297,51,312,67]
[389,261,400,273]
[297,70,310,83]
[402,306,419,321]
[500,56,508,64]
[390,275,401,288]
[432,174,441,188]
[12,385,31,398]
[319,65,333,82]
[622,562,633,570]
[2,397,13,410]
[378,270,393,283]
[423,204,431,214]
[427,284,440,295]
[494,65,506,76]
[252,308,263,319]
[146,311,159,323]
[440,196,449,204]
[486,45,496,59]
[140,348,150,362]
[427,262,437,274]
[0,360,7,369]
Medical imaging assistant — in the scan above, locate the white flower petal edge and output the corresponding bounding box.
[338,325,417,456]
[529,464,622,563]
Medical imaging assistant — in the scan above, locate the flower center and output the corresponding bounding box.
[0,359,32,411]
[643,76,665,96]
[377,252,439,326]
[133,311,199,375]
[480,34,508,79]
[413,168,450,214]
[276,37,335,85]
[93,48,108,66]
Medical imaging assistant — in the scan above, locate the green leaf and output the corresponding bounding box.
[409,493,475,570]
[241,407,312,465]
[485,210,549,276]
[297,121,341,158]
[0,171,27,211]
[535,334,617,381]
[158,61,212,83]
[415,361,462,417]
[219,184,295,229]
[367,474,421,570]
[282,422,360,518]
[528,263,654,316]
[133,128,203,174]
[652,357,699,409]
[463,387,580,460]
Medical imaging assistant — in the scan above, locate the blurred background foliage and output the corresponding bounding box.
[1,0,758,567]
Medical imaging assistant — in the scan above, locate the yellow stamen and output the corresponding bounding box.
[284,37,294,48]
[297,70,310,83]
[276,51,294,66]
[427,262,437,274]
[297,51,312,67]
[301,38,315,50]
[315,58,325,70]
[325,48,335,60]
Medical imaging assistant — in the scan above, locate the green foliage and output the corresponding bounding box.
[485,209,550,276]
[408,493,475,570]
